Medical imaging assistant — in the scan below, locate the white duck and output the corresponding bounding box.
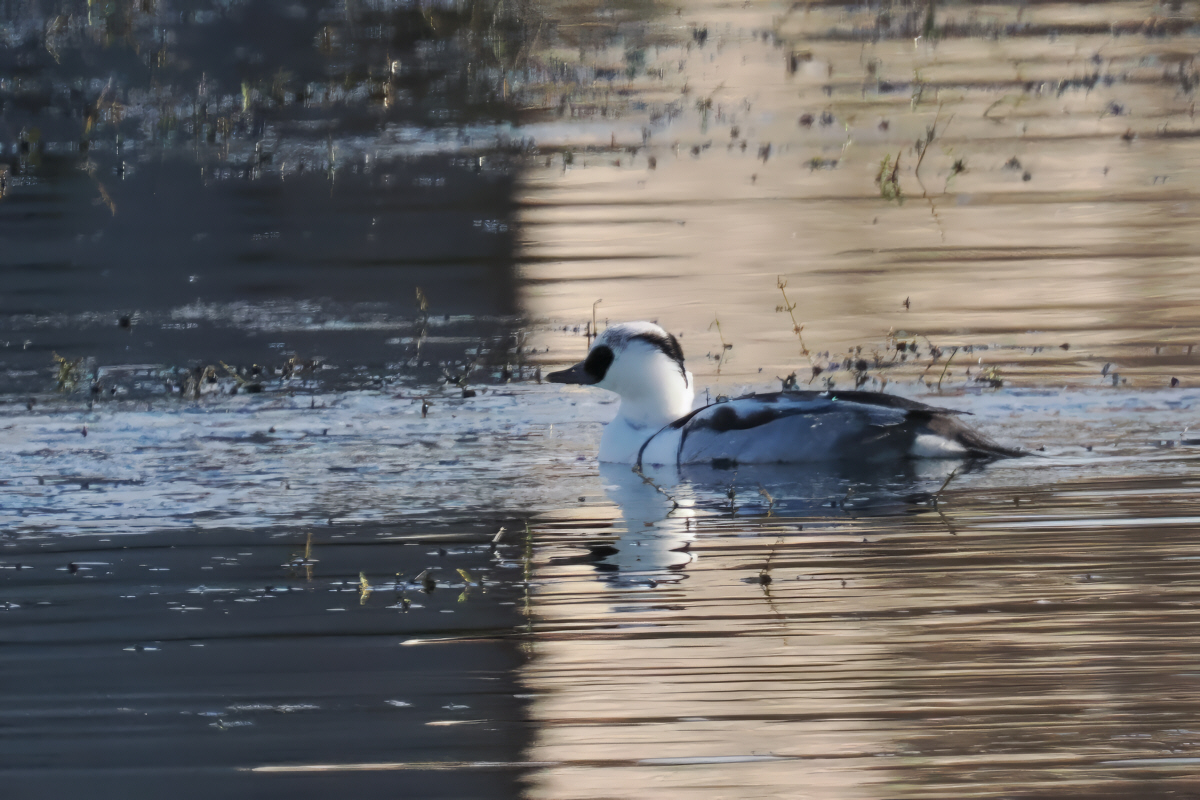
[547,322,1022,467]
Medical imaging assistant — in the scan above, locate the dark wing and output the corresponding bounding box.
[734,389,971,414]
[669,395,907,465]
[653,392,1019,466]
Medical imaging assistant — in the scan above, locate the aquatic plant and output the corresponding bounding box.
[876,153,903,204]
[51,352,84,393]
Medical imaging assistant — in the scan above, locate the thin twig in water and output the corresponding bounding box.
[219,361,249,386]
[944,158,967,194]
[933,467,958,510]
[757,484,776,516]
[413,287,430,365]
[632,464,680,511]
[759,535,784,584]
[936,506,957,536]
[521,521,534,650]
[490,526,507,552]
[981,96,1007,122]
[776,277,814,364]
[591,299,602,346]
[443,351,480,389]
[912,104,953,244]
[754,532,795,644]
[915,336,948,385]
[708,316,734,374]
[926,196,946,242]
[913,103,943,188]
[840,485,857,517]
[936,347,959,392]
[96,182,116,216]
[288,531,314,581]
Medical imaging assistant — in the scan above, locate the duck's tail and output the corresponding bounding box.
[924,414,1026,459]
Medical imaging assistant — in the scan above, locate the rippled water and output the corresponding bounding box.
[2,516,531,798]
[5,0,1200,796]
[524,458,1200,798]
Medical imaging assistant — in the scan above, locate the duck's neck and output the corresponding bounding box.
[618,366,694,426]
[616,394,688,430]
[598,371,694,463]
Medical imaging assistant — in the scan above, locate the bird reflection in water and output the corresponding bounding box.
[560,458,972,588]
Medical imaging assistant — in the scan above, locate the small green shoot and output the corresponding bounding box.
[876,152,903,204]
[975,366,1004,388]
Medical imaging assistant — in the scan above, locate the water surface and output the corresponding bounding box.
[4,0,1200,796]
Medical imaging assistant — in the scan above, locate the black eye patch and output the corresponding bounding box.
[584,345,614,382]
[630,331,687,384]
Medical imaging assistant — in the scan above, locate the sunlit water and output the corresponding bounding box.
[5,0,1200,796]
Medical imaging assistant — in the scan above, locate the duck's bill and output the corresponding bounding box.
[546,361,598,385]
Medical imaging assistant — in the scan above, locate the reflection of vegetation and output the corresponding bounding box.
[1,0,550,164]
[624,47,646,80]
[922,0,937,39]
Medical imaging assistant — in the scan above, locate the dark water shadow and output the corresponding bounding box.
[0,518,532,799]
[0,152,520,395]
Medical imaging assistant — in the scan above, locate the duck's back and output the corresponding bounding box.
[636,391,1020,467]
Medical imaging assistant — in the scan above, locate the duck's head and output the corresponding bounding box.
[548,322,695,427]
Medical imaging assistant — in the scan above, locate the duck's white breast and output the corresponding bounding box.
[637,425,684,467]
[599,416,666,464]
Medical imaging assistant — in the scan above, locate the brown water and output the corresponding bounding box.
[5,0,1200,796]
[522,465,1200,799]
[506,1,1200,796]
[517,0,1200,393]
